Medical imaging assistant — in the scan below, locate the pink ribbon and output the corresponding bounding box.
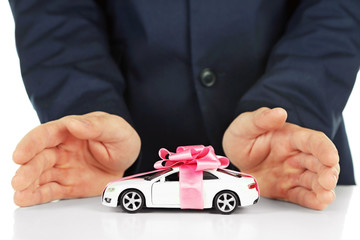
[154,145,229,209]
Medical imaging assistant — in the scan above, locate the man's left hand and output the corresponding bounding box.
[223,107,340,210]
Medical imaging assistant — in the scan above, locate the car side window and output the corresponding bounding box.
[203,171,219,180]
[165,172,179,182]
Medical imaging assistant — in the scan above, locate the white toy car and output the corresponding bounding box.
[102,167,259,214]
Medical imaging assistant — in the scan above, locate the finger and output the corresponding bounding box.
[228,107,287,139]
[297,170,333,196]
[288,153,324,173]
[288,153,339,190]
[12,148,58,191]
[287,186,334,210]
[65,112,141,168]
[65,111,137,143]
[296,171,336,207]
[39,168,74,186]
[318,163,340,190]
[291,128,339,167]
[14,182,67,207]
[13,120,69,165]
[13,111,139,166]
[298,170,319,191]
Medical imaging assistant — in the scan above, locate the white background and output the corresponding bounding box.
[0,3,359,240]
[0,0,359,208]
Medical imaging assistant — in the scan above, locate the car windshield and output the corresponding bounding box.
[143,169,172,181]
[217,169,242,178]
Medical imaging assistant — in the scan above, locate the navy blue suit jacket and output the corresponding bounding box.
[9,0,360,184]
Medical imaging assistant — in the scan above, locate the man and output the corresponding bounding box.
[9,0,360,209]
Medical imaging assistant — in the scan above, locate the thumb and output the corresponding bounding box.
[222,107,287,170]
[65,112,138,144]
[227,107,287,139]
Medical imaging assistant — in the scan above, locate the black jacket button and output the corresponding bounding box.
[199,68,216,87]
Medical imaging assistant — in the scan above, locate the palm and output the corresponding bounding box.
[48,135,122,198]
[237,123,306,199]
[223,108,339,210]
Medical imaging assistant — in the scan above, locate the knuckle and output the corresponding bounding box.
[307,155,319,172]
[257,107,270,112]
[88,111,108,116]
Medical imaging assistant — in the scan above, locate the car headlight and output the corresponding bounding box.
[106,187,116,192]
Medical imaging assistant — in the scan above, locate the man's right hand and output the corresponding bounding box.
[11,111,141,206]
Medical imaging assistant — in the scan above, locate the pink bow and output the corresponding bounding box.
[154,145,229,209]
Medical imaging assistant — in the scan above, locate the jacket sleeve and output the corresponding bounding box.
[9,0,132,124]
[236,0,360,139]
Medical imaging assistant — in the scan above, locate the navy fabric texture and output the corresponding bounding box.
[9,0,360,184]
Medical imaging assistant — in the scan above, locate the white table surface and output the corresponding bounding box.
[0,185,358,240]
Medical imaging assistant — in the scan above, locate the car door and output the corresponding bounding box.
[151,171,180,206]
[202,171,222,208]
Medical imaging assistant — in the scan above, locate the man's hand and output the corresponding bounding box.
[11,112,141,206]
[223,107,340,210]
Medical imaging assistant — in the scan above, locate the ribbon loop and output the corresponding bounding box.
[155,145,229,171]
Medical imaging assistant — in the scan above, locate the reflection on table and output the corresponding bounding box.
[13,186,357,240]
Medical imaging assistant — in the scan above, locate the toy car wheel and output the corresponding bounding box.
[214,191,238,214]
[120,189,145,213]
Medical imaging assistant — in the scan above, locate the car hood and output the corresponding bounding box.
[106,178,148,188]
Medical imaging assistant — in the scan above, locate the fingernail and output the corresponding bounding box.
[273,108,287,116]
